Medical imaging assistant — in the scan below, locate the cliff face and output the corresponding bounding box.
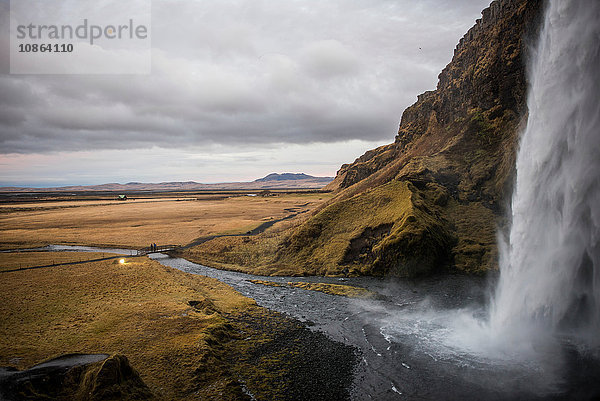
[282,0,545,276]
[187,0,545,277]
[332,0,542,196]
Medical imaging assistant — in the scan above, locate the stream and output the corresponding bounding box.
[150,253,494,400]
[154,254,600,401]
[9,246,600,400]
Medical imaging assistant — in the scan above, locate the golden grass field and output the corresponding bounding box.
[0,251,256,399]
[0,192,329,250]
[0,191,354,399]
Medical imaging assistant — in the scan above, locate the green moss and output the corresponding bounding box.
[286,282,377,298]
[446,200,498,273]
[249,280,377,298]
[281,181,410,272]
[469,109,494,145]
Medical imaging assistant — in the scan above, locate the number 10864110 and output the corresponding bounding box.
[18,43,73,52]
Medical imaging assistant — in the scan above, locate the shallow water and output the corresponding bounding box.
[0,244,135,255]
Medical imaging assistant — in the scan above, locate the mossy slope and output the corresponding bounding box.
[279,180,454,276]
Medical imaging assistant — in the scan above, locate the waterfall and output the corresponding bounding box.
[491,0,600,349]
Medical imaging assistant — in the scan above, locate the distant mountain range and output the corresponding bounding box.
[0,173,334,192]
[255,173,317,182]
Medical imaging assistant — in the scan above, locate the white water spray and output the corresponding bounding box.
[491,0,600,348]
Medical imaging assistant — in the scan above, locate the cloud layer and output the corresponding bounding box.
[1,0,490,155]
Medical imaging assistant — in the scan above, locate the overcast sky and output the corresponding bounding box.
[0,0,490,187]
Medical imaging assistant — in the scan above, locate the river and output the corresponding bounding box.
[5,244,600,399]
[150,253,600,400]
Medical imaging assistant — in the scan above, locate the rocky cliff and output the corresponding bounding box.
[186,0,545,277]
[285,0,545,276]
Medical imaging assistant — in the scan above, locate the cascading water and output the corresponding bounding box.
[491,0,600,349]
[346,4,600,397]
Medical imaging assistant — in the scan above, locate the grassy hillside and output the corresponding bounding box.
[279,180,454,276]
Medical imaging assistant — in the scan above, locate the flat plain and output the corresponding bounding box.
[0,191,330,250]
[0,190,356,400]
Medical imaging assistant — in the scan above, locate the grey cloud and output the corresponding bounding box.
[0,77,44,107]
[300,40,361,79]
[0,0,490,154]
[0,107,26,126]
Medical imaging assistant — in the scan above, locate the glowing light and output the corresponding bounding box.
[119,258,126,264]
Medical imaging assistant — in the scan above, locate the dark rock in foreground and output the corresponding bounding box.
[0,353,152,401]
